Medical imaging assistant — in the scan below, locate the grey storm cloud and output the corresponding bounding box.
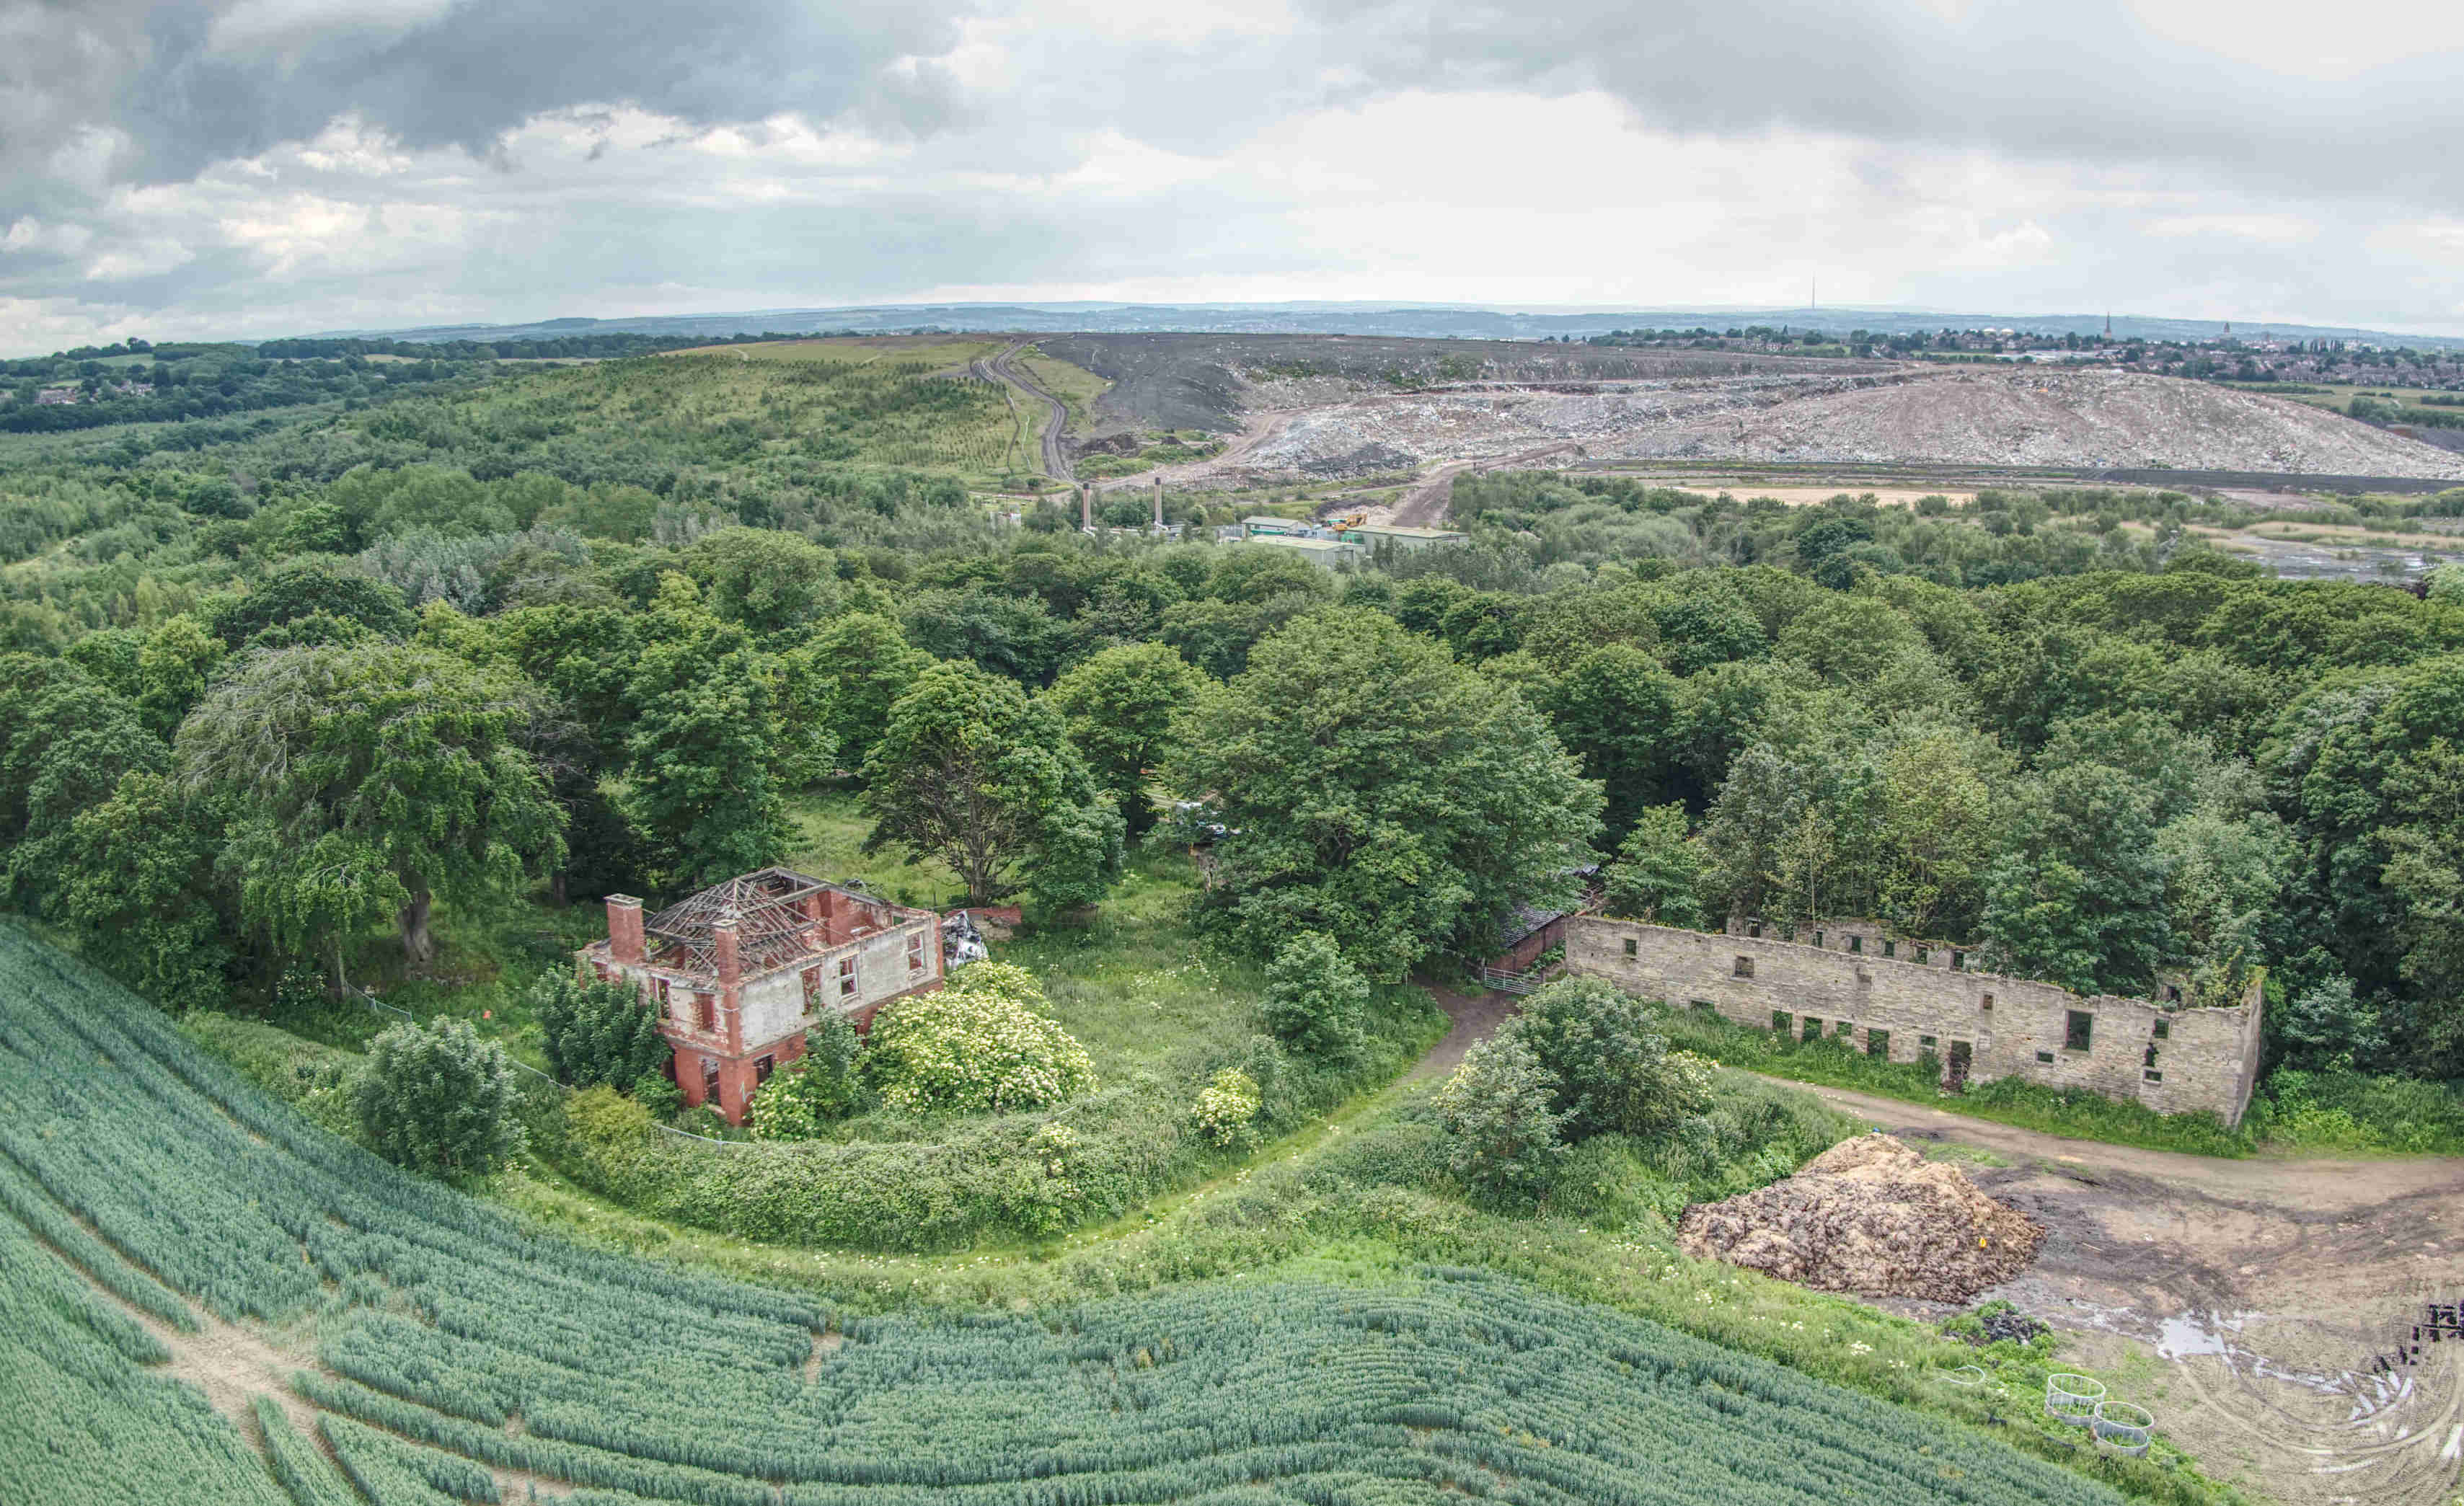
[0,0,975,191]
[1298,0,2464,200]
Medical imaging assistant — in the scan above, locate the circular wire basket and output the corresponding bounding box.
[2044,1373,2107,1426]
[1940,1365,1987,1388]
[2091,1401,2154,1456]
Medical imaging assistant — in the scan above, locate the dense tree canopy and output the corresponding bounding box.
[863,661,1123,911]
[175,642,565,980]
[1170,608,1602,979]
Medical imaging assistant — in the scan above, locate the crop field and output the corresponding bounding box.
[0,925,2132,1505]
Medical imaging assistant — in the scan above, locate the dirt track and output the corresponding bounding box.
[1410,986,1518,1078]
[1769,1079,2464,1506]
[975,342,1072,481]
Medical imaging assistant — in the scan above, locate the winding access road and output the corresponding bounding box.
[974,341,1074,482]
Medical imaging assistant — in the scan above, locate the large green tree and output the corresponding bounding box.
[175,643,565,980]
[790,612,932,779]
[1539,645,1686,837]
[48,772,235,1013]
[1047,642,1204,836]
[0,655,169,911]
[1168,608,1602,979]
[1979,763,2173,994]
[863,660,1123,911]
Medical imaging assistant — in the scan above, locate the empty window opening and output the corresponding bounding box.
[908,931,927,973]
[1866,1029,1890,1059]
[1772,1011,1793,1033]
[1980,991,1995,1013]
[697,993,717,1031]
[1747,922,1762,939]
[1733,955,1754,978]
[1848,934,1863,954]
[2036,1050,2056,1064]
[800,965,822,1006]
[2065,1010,2094,1053]
[1836,1019,1854,1037]
[1919,1034,1938,1050]
[1951,949,1966,972]
[1802,1017,1823,1042]
[1882,939,1897,958]
[756,1054,775,1085]
[701,1057,720,1103]
[839,956,858,997]
[1623,937,1638,957]
[2144,1070,2163,1083]
[1914,946,1930,965]
[2163,983,2183,1004]
[2152,1018,2170,1040]
[654,977,672,1019]
[2143,1044,2159,1069]
[1690,998,1715,1012]
[1813,930,1826,949]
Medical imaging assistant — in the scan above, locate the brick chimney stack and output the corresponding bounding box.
[606,896,644,964]
[713,911,741,989]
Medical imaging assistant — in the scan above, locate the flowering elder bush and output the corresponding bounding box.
[866,961,1096,1113]
[1191,1068,1263,1146]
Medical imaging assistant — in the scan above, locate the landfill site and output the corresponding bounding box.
[1042,334,2464,486]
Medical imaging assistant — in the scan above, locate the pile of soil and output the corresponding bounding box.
[1678,1134,2046,1303]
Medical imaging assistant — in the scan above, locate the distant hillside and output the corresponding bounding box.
[306,302,2464,350]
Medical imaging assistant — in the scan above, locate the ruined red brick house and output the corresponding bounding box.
[578,868,942,1123]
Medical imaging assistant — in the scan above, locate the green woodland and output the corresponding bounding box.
[1,337,2460,1502]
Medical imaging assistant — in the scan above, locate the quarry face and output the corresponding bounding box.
[1116,355,2464,484]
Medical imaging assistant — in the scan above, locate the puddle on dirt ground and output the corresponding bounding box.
[2158,1311,2238,1360]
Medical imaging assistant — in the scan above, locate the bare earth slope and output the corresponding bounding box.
[1709,368,2464,474]
[1117,353,2463,483]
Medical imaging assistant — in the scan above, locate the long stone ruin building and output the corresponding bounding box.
[580,867,943,1122]
[1565,913,2265,1125]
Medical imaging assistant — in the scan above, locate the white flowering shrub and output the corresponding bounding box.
[867,962,1097,1114]
[1191,1068,1263,1147]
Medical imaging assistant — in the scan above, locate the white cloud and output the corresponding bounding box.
[5,0,2464,353]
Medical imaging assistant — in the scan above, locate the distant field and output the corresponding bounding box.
[379,345,1025,479]
[2261,385,2462,415]
[663,335,1003,368]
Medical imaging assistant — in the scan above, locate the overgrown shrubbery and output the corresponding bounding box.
[548,973,1436,1251]
[531,970,668,1090]
[747,1014,868,1140]
[1260,932,1368,1060]
[867,962,1098,1114]
[1190,1068,1263,1147]
[2243,1068,2464,1154]
[1434,978,1718,1200]
[355,1017,524,1177]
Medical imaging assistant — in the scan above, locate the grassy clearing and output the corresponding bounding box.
[782,787,966,909]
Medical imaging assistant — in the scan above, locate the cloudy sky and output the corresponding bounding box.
[5,0,2464,354]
